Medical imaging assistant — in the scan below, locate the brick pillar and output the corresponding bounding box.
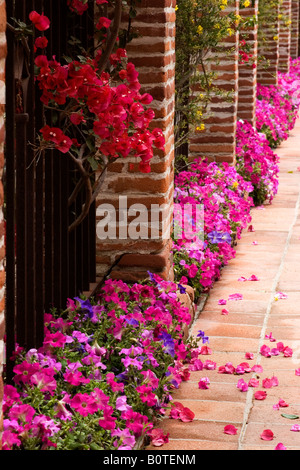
[257,3,280,85]
[95,0,176,282]
[238,0,258,127]
[278,0,292,72]
[290,0,299,59]
[189,0,239,165]
[0,0,6,451]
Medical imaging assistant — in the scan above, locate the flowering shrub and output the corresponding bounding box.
[12,6,164,232]
[235,120,279,205]
[173,158,253,299]
[2,276,205,450]
[175,0,239,162]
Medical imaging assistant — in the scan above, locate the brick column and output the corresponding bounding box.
[278,0,292,72]
[189,0,239,165]
[257,3,280,85]
[0,0,6,451]
[95,0,176,282]
[290,0,299,59]
[238,0,258,127]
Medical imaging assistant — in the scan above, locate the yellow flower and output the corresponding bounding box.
[196,123,205,131]
[175,5,178,11]
[273,35,279,41]
[243,0,251,7]
[197,25,203,35]
[232,181,239,189]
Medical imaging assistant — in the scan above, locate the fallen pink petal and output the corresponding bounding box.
[248,275,259,281]
[228,293,243,301]
[265,332,276,342]
[262,376,278,388]
[274,292,288,301]
[245,352,254,360]
[198,377,210,389]
[251,364,263,373]
[254,390,267,400]
[237,378,248,391]
[248,378,259,387]
[290,424,300,432]
[274,443,287,450]
[260,429,274,441]
[273,399,289,410]
[221,308,229,315]
[148,429,169,447]
[218,299,227,305]
[224,425,238,435]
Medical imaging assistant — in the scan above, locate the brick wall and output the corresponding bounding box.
[0,0,6,450]
[189,0,239,165]
[290,0,299,59]
[95,0,176,282]
[278,0,292,73]
[257,3,280,85]
[237,0,258,127]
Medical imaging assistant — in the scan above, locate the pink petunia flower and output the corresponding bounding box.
[69,393,98,417]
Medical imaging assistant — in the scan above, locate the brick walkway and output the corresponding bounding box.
[147,119,300,451]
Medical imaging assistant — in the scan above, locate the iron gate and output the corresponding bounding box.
[5,0,96,381]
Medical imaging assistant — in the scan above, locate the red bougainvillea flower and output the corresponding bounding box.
[34,36,48,49]
[96,16,112,29]
[224,425,238,435]
[40,125,72,153]
[29,11,50,31]
[260,429,274,441]
[67,0,89,15]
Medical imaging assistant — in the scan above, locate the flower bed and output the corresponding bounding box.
[235,120,280,206]
[173,158,254,299]
[256,59,300,148]
[3,277,203,450]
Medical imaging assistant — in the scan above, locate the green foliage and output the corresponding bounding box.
[174,0,238,168]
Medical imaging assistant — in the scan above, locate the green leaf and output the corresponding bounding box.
[87,156,99,171]
[281,413,299,420]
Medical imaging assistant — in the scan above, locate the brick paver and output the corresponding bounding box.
[147,120,300,451]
